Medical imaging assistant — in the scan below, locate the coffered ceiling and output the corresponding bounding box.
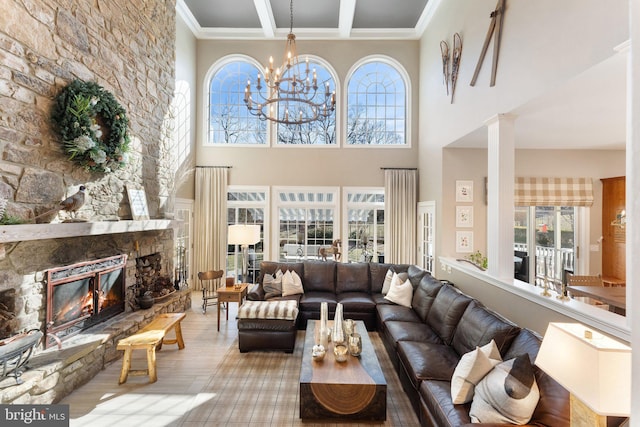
[178,0,435,39]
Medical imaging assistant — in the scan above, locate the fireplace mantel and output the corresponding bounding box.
[0,220,180,243]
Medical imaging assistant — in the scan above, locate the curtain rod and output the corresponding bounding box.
[380,167,418,170]
[195,165,233,168]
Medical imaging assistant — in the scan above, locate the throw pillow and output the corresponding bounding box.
[282,269,304,296]
[263,271,282,299]
[383,271,409,295]
[451,340,502,404]
[381,269,394,295]
[384,277,413,307]
[469,354,540,425]
[291,270,303,290]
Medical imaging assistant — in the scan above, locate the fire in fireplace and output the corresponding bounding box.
[45,255,127,348]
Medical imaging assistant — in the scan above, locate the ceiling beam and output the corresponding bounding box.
[254,0,276,38]
[338,0,357,38]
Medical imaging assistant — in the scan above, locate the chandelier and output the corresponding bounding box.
[244,0,336,125]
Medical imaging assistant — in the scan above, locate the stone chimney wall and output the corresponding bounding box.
[0,1,178,338]
[0,0,176,221]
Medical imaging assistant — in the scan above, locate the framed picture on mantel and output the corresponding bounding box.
[126,185,150,220]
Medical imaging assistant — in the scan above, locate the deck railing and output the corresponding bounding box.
[514,244,574,289]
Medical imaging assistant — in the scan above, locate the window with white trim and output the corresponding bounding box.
[227,187,268,283]
[276,57,337,145]
[343,188,385,263]
[206,57,267,145]
[273,188,339,261]
[346,57,409,146]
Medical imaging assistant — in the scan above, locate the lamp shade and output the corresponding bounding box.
[535,322,630,416]
[228,224,261,245]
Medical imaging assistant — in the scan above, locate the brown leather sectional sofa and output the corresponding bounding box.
[247,260,570,426]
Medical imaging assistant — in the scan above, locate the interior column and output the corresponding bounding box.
[485,114,516,281]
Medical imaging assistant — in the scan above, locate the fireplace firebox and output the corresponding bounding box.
[45,255,127,348]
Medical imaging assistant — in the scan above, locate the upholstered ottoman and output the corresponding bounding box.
[237,300,299,353]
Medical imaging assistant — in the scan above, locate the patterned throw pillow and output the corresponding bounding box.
[282,270,304,296]
[451,340,502,404]
[469,354,540,425]
[263,269,283,299]
[384,277,413,308]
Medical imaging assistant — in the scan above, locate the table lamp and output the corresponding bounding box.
[535,323,630,427]
[228,224,261,285]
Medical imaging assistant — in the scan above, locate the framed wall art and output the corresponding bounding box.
[456,206,474,227]
[455,180,474,202]
[456,231,473,253]
[126,185,150,220]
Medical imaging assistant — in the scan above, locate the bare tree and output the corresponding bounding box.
[347,105,403,145]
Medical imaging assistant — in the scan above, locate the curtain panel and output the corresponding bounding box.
[514,177,594,206]
[384,169,417,264]
[193,167,228,290]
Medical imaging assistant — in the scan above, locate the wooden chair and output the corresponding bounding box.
[567,274,603,287]
[198,270,224,314]
[567,274,606,307]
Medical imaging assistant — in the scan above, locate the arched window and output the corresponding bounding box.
[205,56,267,145]
[276,57,338,145]
[346,57,409,146]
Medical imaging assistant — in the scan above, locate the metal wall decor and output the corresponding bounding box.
[440,33,463,103]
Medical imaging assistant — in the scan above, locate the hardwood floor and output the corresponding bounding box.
[60,292,417,426]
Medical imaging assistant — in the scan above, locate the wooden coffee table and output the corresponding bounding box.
[299,320,386,421]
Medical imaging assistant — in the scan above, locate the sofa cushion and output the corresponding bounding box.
[303,261,336,292]
[384,321,442,349]
[506,329,571,427]
[299,291,338,312]
[336,262,370,293]
[377,304,421,324]
[371,293,390,305]
[397,341,460,389]
[420,380,472,427]
[451,300,521,357]
[411,274,443,322]
[336,292,376,312]
[469,355,540,425]
[407,264,428,289]
[426,284,473,345]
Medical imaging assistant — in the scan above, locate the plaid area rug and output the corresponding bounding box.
[191,330,418,426]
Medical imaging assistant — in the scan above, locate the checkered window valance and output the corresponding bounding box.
[514,177,594,207]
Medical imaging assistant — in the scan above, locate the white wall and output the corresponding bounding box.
[175,13,197,199]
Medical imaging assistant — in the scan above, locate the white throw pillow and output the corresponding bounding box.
[381,269,394,295]
[451,340,502,404]
[384,277,413,308]
[470,355,540,425]
[282,270,304,296]
[292,270,303,290]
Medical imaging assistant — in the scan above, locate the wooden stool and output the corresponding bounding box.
[116,313,186,384]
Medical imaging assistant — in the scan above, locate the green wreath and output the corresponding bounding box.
[51,80,130,173]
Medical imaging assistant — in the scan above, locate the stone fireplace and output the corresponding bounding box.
[0,221,191,404]
[45,255,127,348]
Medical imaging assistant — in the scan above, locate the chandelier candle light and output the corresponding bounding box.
[244,0,335,125]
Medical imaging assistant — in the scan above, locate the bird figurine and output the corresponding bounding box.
[33,185,86,223]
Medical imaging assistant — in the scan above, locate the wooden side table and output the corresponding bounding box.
[217,284,248,331]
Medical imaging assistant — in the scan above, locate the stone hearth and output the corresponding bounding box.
[0,289,190,404]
